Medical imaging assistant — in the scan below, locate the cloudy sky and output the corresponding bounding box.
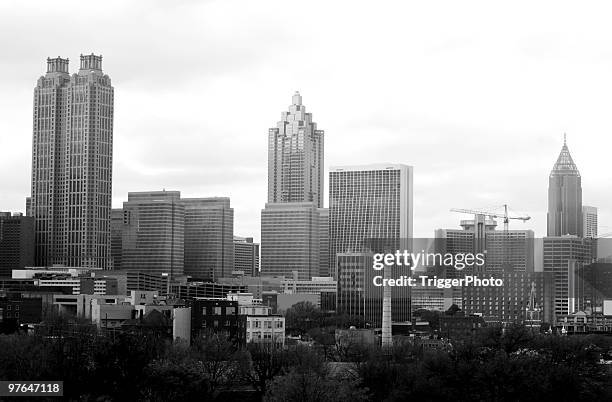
[1,0,611,240]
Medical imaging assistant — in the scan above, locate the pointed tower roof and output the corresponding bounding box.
[550,134,580,177]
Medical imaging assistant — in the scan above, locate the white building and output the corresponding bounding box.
[229,292,285,345]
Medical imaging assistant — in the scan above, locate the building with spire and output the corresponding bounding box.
[544,136,593,318]
[261,92,326,280]
[267,91,324,208]
[547,135,582,237]
[30,54,114,269]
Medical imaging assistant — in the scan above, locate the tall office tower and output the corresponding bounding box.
[318,208,329,277]
[121,191,184,278]
[233,236,260,276]
[182,198,234,282]
[547,137,582,237]
[30,54,114,269]
[110,209,124,270]
[582,206,598,239]
[543,236,593,317]
[261,202,320,280]
[267,92,324,208]
[330,164,413,323]
[330,164,413,274]
[0,213,35,277]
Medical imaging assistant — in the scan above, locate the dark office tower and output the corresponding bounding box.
[110,209,124,270]
[0,213,35,277]
[267,92,324,208]
[544,236,593,317]
[121,191,184,278]
[547,137,582,237]
[182,198,234,282]
[234,236,260,276]
[30,55,114,268]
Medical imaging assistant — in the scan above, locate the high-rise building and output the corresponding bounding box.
[543,236,593,317]
[120,191,185,279]
[329,164,413,277]
[582,206,598,239]
[330,164,413,324]
[110,209,124,270]
[0,213,35,277]
[335,253,411,326]
[30,54,114,269]
[233,236,259,277]
[318,208,329,277]
[260,202,320,280]
[547,137,582,237]
[182,198,234,282]
[267,92,324,208]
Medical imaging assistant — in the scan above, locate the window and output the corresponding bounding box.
[214,307,222,315]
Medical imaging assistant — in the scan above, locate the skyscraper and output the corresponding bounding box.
[267,91,324,208]
[582,206,598,239]
[182,198,234,281]
[120,191,185,278]
[261,92,325,280]
[30,54,114,268]
[329,164,413,272]
[261,202,320,280]
[543,236,593,316]
[547,137,582,237]
[330,164,413,324]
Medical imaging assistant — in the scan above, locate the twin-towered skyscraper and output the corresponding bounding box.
[30,55,114,269]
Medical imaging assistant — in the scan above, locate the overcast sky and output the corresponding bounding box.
[1,0,611,240]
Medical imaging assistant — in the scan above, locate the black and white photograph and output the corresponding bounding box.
[1,1,612,400]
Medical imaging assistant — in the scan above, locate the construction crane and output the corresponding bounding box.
[450,204,530,232]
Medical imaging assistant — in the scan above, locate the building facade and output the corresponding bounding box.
[462,271,554,324]
[120,191,185,278]
[329,164,413,278]
[0,213,35,277]
[233,236,259,276]
[582,206,598,239]
[30,55,114,269]
[335,253,411,326]
[182,198,234,281]
[260,202,320,280]
[543,236,593,317]
[547,138,582,237]
[267,91,324,208]
[318,208,329,277]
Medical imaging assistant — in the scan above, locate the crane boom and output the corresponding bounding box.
[450,204,530,232]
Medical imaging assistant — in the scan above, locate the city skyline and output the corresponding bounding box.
[1,1,612,242]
